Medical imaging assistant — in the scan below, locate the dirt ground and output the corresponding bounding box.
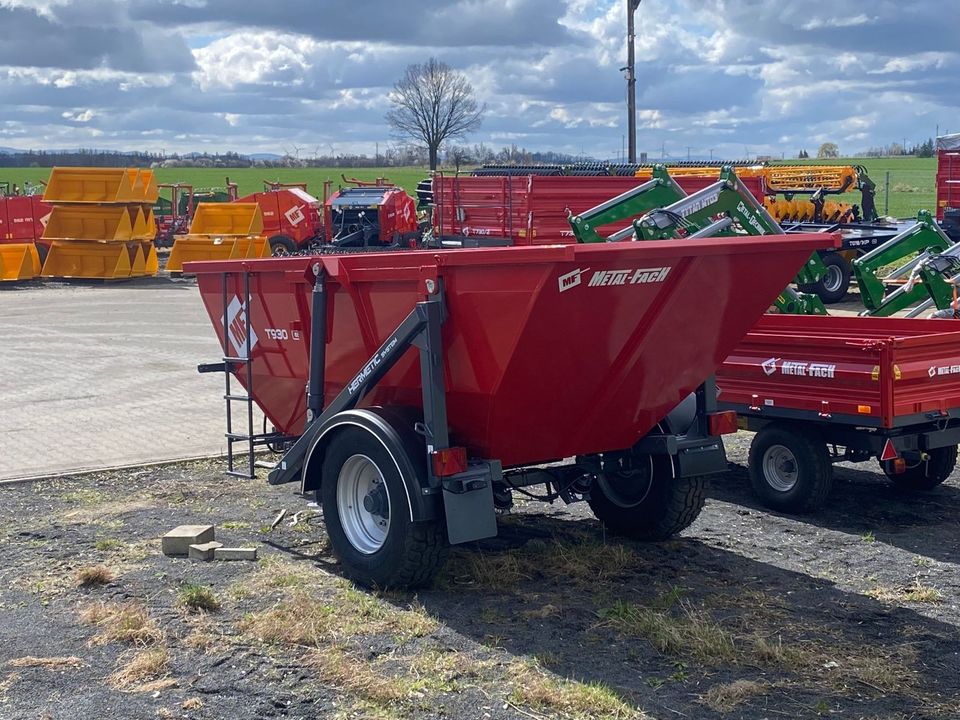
[1,432,958,720]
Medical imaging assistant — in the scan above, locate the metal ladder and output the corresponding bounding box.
[203,269,290,479]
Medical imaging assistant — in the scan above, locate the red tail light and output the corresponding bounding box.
[432,447,468,477]
[708,410,738,436]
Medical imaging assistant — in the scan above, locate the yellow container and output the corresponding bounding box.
[167,237,245,274]
[40,241,132,279]
[0,243,41,281]
[42,206,134,242]
[43,167,138,204]
[188,203,264,236]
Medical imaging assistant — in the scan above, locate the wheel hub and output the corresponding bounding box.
[596,453,656,508]
[762,444,799,492]
[823,264,844,293]
[336,454,391,554]
[362,482,389,517]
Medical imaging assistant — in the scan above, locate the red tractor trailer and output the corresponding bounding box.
[719,314,960,513]
[936,134,960,240]
[186,230,830,588]
[429,173,767,246]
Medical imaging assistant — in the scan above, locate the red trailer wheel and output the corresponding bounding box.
[320,426,447,589]
[587,453,706,540]
[881,445,957,492]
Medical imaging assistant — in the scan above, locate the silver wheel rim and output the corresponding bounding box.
[822,264,844,294]
[762,444,799,492]
[336,454,390,554]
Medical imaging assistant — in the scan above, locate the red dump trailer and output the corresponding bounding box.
[718,315,960,512]
[430,174,768,245]
[188,233,828,587]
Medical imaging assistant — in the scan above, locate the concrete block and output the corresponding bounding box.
[162,524,214,557]
[214,547,258,561]
[188,541,223,561]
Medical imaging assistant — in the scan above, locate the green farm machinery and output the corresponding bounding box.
[852,210,960,317]
[567,165,829,315]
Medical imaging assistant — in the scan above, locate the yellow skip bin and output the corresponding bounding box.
[43,167,139,204]
[0,243,41,281]
[42,205,134,242]
[188,203,264,236]
[41,240,132,279]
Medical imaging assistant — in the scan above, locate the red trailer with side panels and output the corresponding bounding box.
[936,133,960,239]
[187,232,829,588]
[717,315,960,513]
[430,174,768,246]
[0,194,52,258]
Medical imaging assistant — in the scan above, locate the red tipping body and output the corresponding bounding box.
[718,315,960,428]
[190,234,830,467]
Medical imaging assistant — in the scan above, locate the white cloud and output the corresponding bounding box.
[0,0,955,159]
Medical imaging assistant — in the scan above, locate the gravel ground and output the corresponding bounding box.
[1,434,958,720]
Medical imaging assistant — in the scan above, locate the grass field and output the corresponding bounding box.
[3,166,431,199]
[2,156,938,219]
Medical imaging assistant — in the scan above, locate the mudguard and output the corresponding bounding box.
[301,407,441,522]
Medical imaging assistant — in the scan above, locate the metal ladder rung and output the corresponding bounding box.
[221,269,257,479]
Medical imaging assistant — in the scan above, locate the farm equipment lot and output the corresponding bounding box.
[0,280,227,480]
[1,450,958,720]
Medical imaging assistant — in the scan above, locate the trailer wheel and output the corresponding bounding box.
[320,427,447,589]
[800,252,849,304]
[268,235,298,256]
[881,445,958,492]
[588,454,705,540]
[748,425,832,513]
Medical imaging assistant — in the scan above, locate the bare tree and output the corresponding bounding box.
[386,58,485,170]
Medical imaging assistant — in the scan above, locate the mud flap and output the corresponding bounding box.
[441,461,500,545]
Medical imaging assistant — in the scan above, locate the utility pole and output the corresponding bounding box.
[624,0,642,163]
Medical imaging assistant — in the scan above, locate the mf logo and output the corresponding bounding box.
[761,358,778,376]
[223,295,259,356]
[558,267,590,293]
[284,204,305,227]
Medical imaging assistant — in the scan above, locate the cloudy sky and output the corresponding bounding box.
[1,0,956,160]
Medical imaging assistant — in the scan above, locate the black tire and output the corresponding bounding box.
[588,454,705,540]
[35,242,49,269]
[268,235,298,256]
[881,445,957,492]
[800,252,850,304]
[320,427,447,589]
[748,424,832,513]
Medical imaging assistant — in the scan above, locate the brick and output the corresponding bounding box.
[214,547,258,561]
[188,541,223,561]
[162,524,215,557]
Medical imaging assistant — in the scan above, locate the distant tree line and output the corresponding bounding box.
[0,144,584,170]
[795,138,938,160]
